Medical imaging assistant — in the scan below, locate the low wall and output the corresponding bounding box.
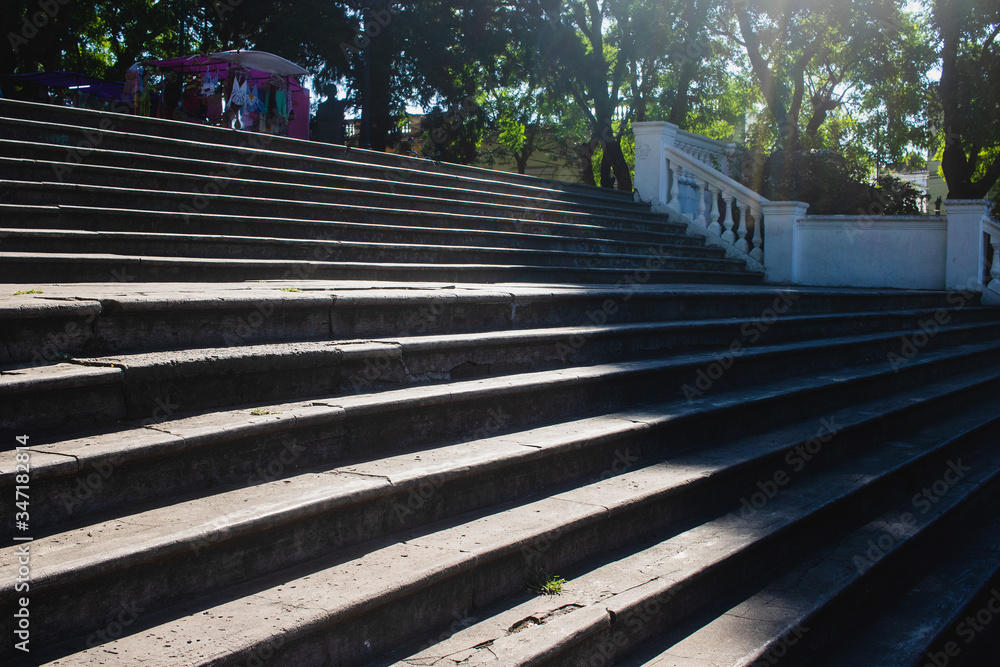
[794,215,947,289]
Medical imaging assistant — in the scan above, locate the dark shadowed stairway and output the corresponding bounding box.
[1,99,999,667]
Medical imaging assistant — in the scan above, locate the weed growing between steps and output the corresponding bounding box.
[527,572,567,595]
[681,291,800,401]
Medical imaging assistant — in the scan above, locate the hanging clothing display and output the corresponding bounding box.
[133,52,311,139]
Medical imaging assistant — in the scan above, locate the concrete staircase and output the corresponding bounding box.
[0,98,756,285]
[1,100,999,666]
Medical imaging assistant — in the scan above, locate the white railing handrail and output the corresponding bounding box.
[664,141,767,208]
[984,214,1000,239]
[675,129,735,155]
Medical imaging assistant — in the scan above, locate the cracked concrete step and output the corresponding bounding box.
[4,324,999,546]
[0,229,738,272]
[5,360,1000,663]
[0,251,762,285]
[0,104,639,205]
[384,397,1000,667]
[809,514,1000,667]
[0,204,711,253]
[0,180,686,240]
[626,412,1000,667]
[0,149,665,222]
[3,309,996,436]
[26,372,999,667]
[0,284,975,367]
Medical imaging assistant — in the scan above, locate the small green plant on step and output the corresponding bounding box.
[249,408,281,416]
[12,289,43,295]
[527,572,568,596]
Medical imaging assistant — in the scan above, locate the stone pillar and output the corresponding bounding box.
[761,201,810,285]
[632,121,678,213]
[944,199,991,292]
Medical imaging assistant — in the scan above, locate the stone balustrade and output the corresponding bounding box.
[634,121,1000,299]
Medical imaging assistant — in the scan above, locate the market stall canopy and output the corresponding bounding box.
[144,52,308,80]
[139,51,311,140]
[207,51,309,77]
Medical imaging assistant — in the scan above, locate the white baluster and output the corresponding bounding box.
[749,205,764,262]
[694,179,707,226]
[668,160,680,207]
[708,185,722,237]
[722,193,737,244]
[734,197,750,254]
[989,236,1000,291]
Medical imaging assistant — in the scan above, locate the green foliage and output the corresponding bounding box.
[527,572,567,596]
[2,0,995,200]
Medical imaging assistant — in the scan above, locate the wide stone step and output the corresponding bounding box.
[0,146,661,221]
[0,283,981,366]
[626,414,1000,667]
[0,229,733,270]
[384,396,1000,667]
[3,308,996,436]
[4,328,999,543]
[0,251,761,284]
[0,204,710,252]
[807,514,1000,666]
[0,107,640,206]
[20,378,1000,665]
[0,157,675,229]
[0,180,683,238]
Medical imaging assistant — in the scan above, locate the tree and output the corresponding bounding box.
[933,0,1000,199]
[727,0,928,197]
